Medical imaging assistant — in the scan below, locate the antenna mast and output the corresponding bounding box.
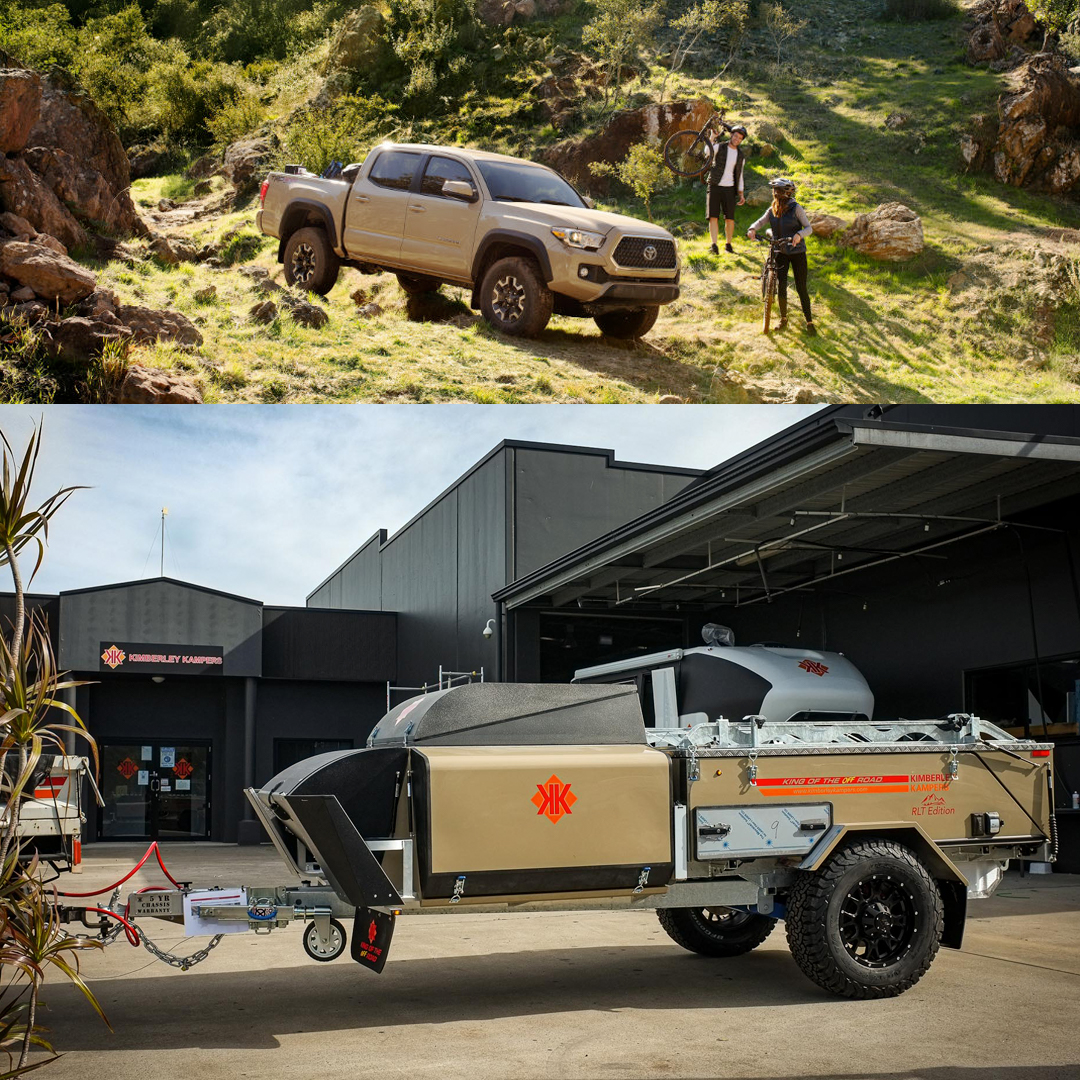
[160,507,168,576]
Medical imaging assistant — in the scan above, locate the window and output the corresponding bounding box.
[475,160,585,207]
[368,151,421,191]
[421,156,476,198]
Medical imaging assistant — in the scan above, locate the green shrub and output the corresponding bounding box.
[280,94,398,173]
[207,91,268,151]
[0,2,78,69]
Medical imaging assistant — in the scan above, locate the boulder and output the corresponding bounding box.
[194,285,217,303]
[249,300,278,324]
[841,203,924,261]
[0,156,88,250]
[147,234,181,266]
[542,98,714,192]
[25,69,145,236]
[118,365,202,404]
[76,288,120,318]
[745,185,771,207]
[283,297,329,328]
[10,286,36,302]
[223,136,275,195]
[187,154,219,180]
[115,304,203,347]
[322,6,387,72]
[128,145,163,181]
[807,212,848,238]
[193,180,212,197]
[0,240,96,301]
[46,315,133,363]
[0,68,43,155]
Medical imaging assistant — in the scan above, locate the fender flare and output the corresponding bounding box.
[276,200,340,263]
[799,821,968,949]
[471,230,555,291]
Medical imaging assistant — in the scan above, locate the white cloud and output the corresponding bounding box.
[0,405,823,605]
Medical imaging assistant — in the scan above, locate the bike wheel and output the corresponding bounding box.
[762,271,777,334]
[663,129,713,178]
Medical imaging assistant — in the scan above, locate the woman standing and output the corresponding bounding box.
[747,177,816,335]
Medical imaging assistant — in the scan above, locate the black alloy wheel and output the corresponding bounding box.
[282,226,341,295]
[479,256,553,338]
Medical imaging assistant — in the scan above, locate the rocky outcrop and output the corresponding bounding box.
[841,203,924,261]
[0,239,96,302]
[46,314,133,363]
[0,63,146,241]
[966,0,1038,66]
[322,6,387,73]
[118,364,202,404]
[963,52,1080,194]
[223,136,276,195]
[542,98,714,192]
[807,212,848,238]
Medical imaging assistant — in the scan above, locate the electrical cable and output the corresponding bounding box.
[57,840,182,898]
[83,906,140,946]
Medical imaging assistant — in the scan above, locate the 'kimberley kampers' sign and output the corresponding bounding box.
[99,642,224,675]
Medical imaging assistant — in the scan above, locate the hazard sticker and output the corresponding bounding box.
[531,774,576,823]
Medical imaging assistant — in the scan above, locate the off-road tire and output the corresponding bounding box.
[283,226,340,295]
[479,256,553,338]
[594,306,660,340]
[657,906,776,957]
[785,839,944,999]
[396,273,441,295]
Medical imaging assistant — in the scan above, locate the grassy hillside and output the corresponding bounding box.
[10,0,1080,402]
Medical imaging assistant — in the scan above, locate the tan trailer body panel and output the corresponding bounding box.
[688,747,1052,844]
[420,745,672,874]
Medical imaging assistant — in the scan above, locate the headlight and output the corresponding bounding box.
[551,226,605,251]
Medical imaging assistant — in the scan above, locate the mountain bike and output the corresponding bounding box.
[753,232,801,334]
[662,111,732,178]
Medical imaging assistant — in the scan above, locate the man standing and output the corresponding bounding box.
[706,124,747,255]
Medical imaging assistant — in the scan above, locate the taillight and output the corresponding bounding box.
[1032,749,1051,757]
[259,179,269,206]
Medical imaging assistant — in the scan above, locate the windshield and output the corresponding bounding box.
[476,160,585,208]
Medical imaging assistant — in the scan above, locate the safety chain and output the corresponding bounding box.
[138,927,224,971]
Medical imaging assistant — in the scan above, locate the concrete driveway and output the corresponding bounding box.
[30,844,1080,1079]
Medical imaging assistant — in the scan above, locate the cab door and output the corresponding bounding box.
[399,155,482,280]
[343,149,424,263]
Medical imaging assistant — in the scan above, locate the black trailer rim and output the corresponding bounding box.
[291,243,317,284]
[701,907,753,928]
[838,873,917,968]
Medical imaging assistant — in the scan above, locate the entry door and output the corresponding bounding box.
[99,741,211,840]
[342,149,424,262]
[400,155,482,279]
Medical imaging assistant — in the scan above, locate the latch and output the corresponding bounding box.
[449,875,466,904]
[945,746,959,782]
[746,751,759,786]
[798,821,827,833]
[633,866,652,894]
[699,823,731,839]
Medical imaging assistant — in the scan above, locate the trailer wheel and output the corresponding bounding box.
[303,918,348,962]
[785,839,944,999]
[657,906,776,957]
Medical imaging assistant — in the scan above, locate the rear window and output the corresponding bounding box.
[368,151,422,191]
[421,156,475,197]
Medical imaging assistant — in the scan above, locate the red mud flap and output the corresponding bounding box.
[351,907,396,973]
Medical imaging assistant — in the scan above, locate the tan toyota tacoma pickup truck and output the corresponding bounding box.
[256,143,681,339]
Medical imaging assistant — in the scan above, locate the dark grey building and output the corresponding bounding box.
[4,578,396,844]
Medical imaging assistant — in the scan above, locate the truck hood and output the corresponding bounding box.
[499,202,673,239]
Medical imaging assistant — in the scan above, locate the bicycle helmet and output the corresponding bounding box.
[729,124,747,137]
[769,176,796,195]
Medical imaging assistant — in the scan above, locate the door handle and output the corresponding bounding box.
[408,205,426,213]
[150,779,160,794]
[353,194,370,203]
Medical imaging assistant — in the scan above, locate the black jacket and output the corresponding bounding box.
[707,143,745,190]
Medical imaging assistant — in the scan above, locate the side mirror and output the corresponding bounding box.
[583,196,595,209]
[442,179,477,201]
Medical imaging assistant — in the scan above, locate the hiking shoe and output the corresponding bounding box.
[709,243,719,255]
[805,322,817,336]
[725,243,734,254]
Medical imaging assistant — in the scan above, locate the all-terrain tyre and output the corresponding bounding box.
[283,226,341,295]
[785,839,944,999]
[594,306,660,340]
[657,906,776,957]
[479,256,553,338]
[397,273,441,295]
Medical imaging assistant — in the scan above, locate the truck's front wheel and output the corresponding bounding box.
[479,256,553,338]
[593,306,659,340]
[658,906,776,957]
[785,839,944,999]
[283,227,340,295]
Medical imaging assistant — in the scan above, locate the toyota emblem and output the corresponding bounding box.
[643,245,658,262]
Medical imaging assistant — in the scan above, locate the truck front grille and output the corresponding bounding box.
[612,236,677,270]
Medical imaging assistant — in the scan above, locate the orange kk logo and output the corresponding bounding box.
[798,659,829,677]
[532,774,577,823]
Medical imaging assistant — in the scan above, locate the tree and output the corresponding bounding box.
[660,0,750,102]
[582,0,664,109]
[590,142,670,220]
[1028,0,1079,50]
[760,1,807,67]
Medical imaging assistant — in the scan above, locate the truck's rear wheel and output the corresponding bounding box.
[657,906,776,957]
[594,306,659,340]
[479,256,553,338]
[283,227,340,295]
[786,839,944,999]
[396,273,440,295]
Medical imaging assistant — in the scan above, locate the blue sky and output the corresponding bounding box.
[0,405,822,605]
